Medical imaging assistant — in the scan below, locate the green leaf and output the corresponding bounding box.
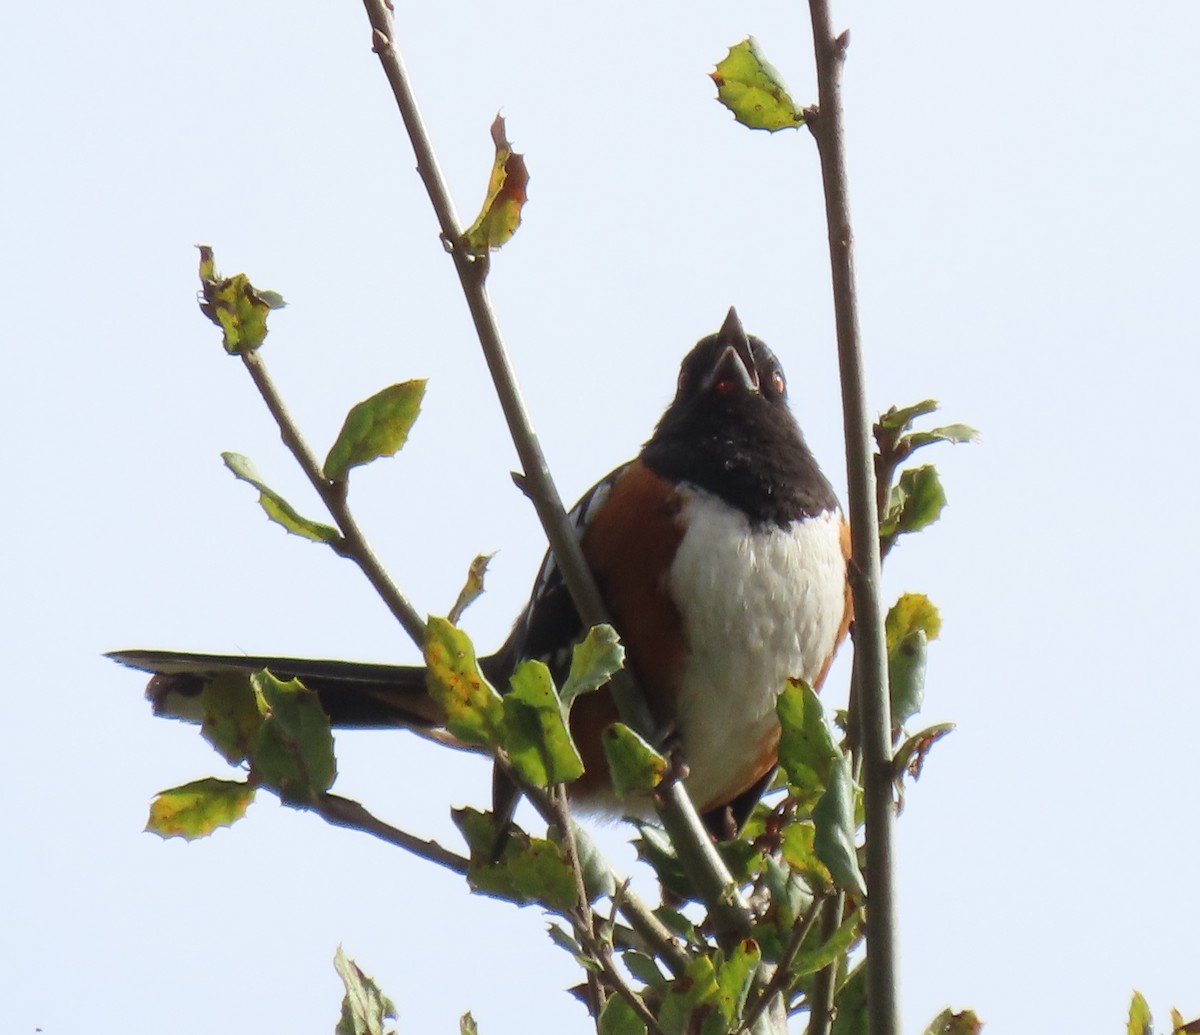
[830,963,869,1035]
[196,671,262,765]
[790,912,862,978]
[222,452,341,544]
[560,624,625,706]
[461,115,529,256]
[812,754,866,898]
[449,552,494,626]
[602,723,668,798]
[882,465,947,540]
[501,660,584,787]
[886,594,941,726]
[776,679,840,798]
[780,821,832,890]
[599,995,648,1035]
[323,380,426,482]
[710,38,804,132]
[567,822,617,901]
[146,777,256,840]
[906,423,980,450]
[876,399,939,433]
[715,939,760,1025]
[658,955,724,1035]
[251,670,337,804]
[1129,991,1153,1035]
[424,617,504,748]
[196,245,286,354]
[334,945,397,1035]
[632,822,692,903]
[923,1008,983,1035]
[452,808,578,912]
[460,1014,479,1035]
[623,951,668,991]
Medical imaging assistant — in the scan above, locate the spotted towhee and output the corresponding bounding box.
[111,308,851,836]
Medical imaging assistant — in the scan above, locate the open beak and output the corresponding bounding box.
[701,306,760,393]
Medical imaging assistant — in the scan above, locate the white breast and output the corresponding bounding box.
[666,490,846,811]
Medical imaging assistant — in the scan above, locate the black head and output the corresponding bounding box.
[640,308,839,526]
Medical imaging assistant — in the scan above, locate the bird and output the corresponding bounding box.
[110,307,851,838]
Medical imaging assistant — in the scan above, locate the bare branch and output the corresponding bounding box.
[804,4,900,1034]
[314,793,468,874]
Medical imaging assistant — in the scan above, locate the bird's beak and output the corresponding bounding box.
[702,306,760,393]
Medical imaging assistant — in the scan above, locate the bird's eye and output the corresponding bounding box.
[771,369,786,394]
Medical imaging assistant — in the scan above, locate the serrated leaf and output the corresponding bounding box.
[452,807,578,912]
[196,245,286,354]
[424,617,504,748]
[715,939,760,1024]
[324,380,425,481]
[222,452,341,544]
[251,670,336,804]
[1129,991,1153,1035]
[599,994,648,1035]
[334,945,397,1035]
[560,624,625,706]
[923,1008,983,1035]
[146,777,256,840]
[449,552,494,625]
[602,723,668,798]
[812,755,866,898]
[776,679,840,797]
[196,671,262,765]
[501,660,584,787]
[790,912,862,979]
[461,115,529,256]
[711,38,804,132]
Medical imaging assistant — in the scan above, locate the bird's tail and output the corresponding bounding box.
[108,649,467,746]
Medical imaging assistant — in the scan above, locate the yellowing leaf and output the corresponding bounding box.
[424,617,504,747]
[196,245,286,354]
[146,777,256,840]
[323,380,426,482]
[449,552,494,626]
[460,115,529,256]
[711,38,805,132]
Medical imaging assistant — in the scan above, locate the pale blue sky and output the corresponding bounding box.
[4,1,1198,1032]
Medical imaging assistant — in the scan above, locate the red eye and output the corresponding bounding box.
[771,370,785,394]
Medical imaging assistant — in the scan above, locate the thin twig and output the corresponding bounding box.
[239,349,428,647]
[314,792,469,874]
[804,6,900,1035]
[359,0,752,942]
[739,892,827,1033]
[807,892,845,1035]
